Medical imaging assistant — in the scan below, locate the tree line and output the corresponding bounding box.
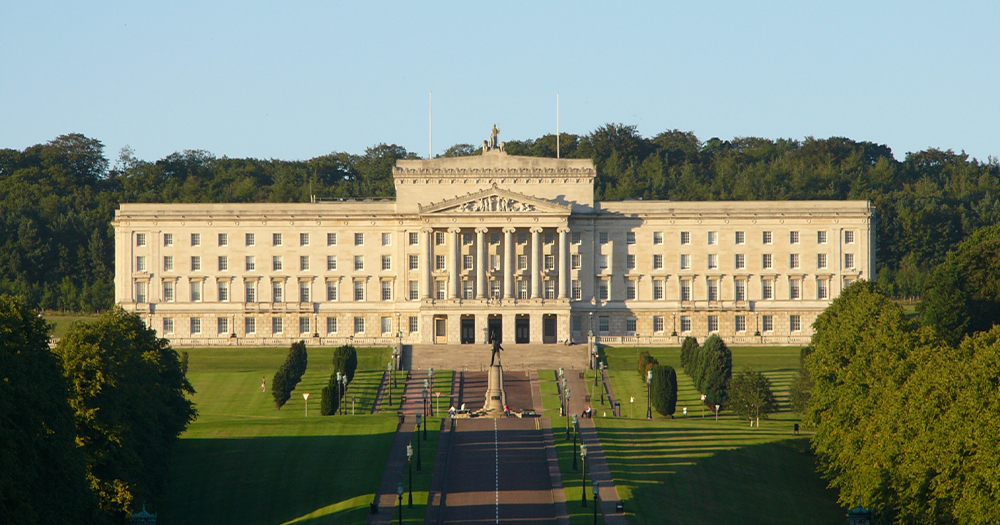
[3,128,998,311]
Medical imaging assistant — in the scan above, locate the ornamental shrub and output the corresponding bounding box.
[637,351,659,379]
[680,336,699,373]
[331,344,358,383]
[650,365,678,416]
[320,385,339,416]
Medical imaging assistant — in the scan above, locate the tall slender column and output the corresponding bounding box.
[476,228,487,298]
[558,227,570,298]
[530,227,542,299]
[449,228,461,299]
[503,227,515,299]
[423,228,433,299]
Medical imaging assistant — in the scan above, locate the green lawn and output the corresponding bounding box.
[42,312,99,338]
[594,346,842,525]
[159,346,400,525]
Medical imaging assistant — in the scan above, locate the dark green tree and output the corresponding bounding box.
[271,362,290,409]
[331,344,357,383]
[679,336,699,372]
[320,385,339,416]
[728,367,778,425]
[649,365,678,417]
[696,335,732,407]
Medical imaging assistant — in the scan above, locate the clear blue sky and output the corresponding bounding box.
[2,1,998,164]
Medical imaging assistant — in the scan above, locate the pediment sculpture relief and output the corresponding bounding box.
[455,195,536,213]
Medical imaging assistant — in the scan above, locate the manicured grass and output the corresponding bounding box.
[42,312,99,338]
[593,346,842,525]
[552,418,607,525]
[159,346,399,525]
[394,416,444,525]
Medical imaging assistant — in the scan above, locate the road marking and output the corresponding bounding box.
[494,418,499,524]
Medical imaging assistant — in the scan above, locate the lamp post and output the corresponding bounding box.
[341,375,348,416]
[572,414,579,471]
[599,362,606,406]
[561,377,568,416]
[646,370,653,420]
[406,444,414,508]
[387,361,394,406]
[336,372,343,416]
[396,482,404,525]
[302,392,310,417]
[592,481,599,525]
[414,414,422,471]
[422,380,429,416]
[422,389,428,440]
[581,443,588,507]
[565,389,572,440]
[715,404,720,422]
[588,312,594,369]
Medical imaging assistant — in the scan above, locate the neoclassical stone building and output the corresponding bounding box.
[115,136,875,347]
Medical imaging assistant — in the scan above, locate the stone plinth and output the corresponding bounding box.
[483,364,505,417]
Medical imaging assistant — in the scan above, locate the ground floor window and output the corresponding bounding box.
[354,317,365,334]
[625,317,637,334]
[326,317,338,334]
[790,314,801,332]
[272,317,283,334]
[191,318,202,335]
[571,316,581,333]
[381,316,392,334]
[409,316,418,333]
[163,317,174,334]
[762,315,774,332]
[299,317,310,334]
[680,315,692,333]
[245,317,256,334]
[707,315,719,333]
[598,315,610,334]
[218,317,229,335]
[653,316,664,333]
[735,315,746,333]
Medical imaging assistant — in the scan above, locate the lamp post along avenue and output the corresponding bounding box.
[565,389,572,441]
[581,443,588,507]
[646,370,653,420]
[396,482,404,525]
[415,414,422,471]
[572,414,579,471]
[406,444,414,508]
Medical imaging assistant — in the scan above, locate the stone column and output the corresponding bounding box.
[503,227,515,299]
[449,228,461,299]
[558,227,569,299]
[423,228,433,299]
[476,228,488,298]
[530,227,542,299]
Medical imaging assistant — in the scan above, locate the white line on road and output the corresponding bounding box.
[495,418,499,525]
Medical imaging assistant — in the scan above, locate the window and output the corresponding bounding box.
[354,281,364,301]
[762,279,773,300]
[626,232,636,244]
[544,254,555,270]
[518,255,528,270]
[844,230,855,244]
[355,233,365,246]
[598,281,609,300]
[191,256,202,272]
[789,253,800,269]
[218,256,228,272]
[272,281,283,302]
[136,233,146,247]
[599,255,609,270]
[381,316,392,334]
[246,233,255,246]
[653,316,664,333]
[708,280,719,301]
[598,316,610,334]
[817,253,827,269]
[789,278,801,300]
[382,232,392,246]
[762,315,774,332]
[653,231,663,245]
[299,281,310,302]
[436,232,445,245]
[735,279,746,301]
[326,281,338,301]
[572,280,582,300]
[382,280,393,301]
[653,254,663,269]
[218,233,228,247]
[544,280,555,299]
[136,256,146,272]
[627,254,636,270]
[273,233,282,246]
[245,281,256,302]
[790,231,799,244]
[762,231,772,244]
[762,254,773,270]
[382,255,392,271]
[409,255,419,270]
[626,279,636,300]
[735,315,746,332]
[490,254,500,271]
[245,256,255,271]
[218,317,229,335]
[163,256,174,271]
[571,254,582,270]
[708,254,718,270]
[218,281,229,302]
[571,232,582,244]
[708,315,719,332]
[409,280,419,300]
[355,255,364,271]
[463,232,473,245]
[436,255,446,270]
[817,230,827,244]
[680,315,692,333]
[272,256,282,271]
[490,279,501,299]
[845,253,855,268]
[653,280,664,300]
[327,256,338,271]
[680,231,690,245]
[409,316,418,333]
[680,279,692,301]
[272,317,283,334]
[163,233,173,247]
[326,317,338,334]
[572,316,582,333]
[191,318,202,335]
[300,317,311,334]
[491,232,501,244]
[599,232,609,244]
[163,281,175,302]
[163,318,174,333]
[817,278,829,299]
[790,315,801,332]
[190,280,202,302]
[464,255,474,270]
[517,280,528,300]
[296,255,308,272]
[680,254,690,270]
[735,254,745,270]
[300,233,309,246]
[707,231,718,245]
[626,318,637,334]
[246,317,256,334]
[191,233,201,246]
[408,232,418,245]
[436,281,445,300]
[135,281,147,303]
[327,233,338,246]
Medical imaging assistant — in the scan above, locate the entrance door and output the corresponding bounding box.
[488,316,502,344]
[515,316,530,344]
[543,315,557,344]
[460,317,475,344]
[434,317,447,344]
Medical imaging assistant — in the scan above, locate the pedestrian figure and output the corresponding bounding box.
[261,376,266,392]
[449,406,456,417]
[460,402,466,412]
[503,404,510,417]
[683,407,687,417]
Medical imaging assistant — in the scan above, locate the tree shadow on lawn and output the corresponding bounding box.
[599,426,842,525]
[159,434,391,525]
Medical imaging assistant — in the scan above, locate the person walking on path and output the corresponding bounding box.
[261,376,266,392]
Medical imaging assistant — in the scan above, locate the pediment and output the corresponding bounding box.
[419,185,570,215]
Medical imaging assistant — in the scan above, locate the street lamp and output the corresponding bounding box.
[565,388,572,440]
[572,414,579,471]
[341,375,348,416]
[581,443,588,507]
[406,444,414,508]
[646,370,653,420]
[592,481,599,525]
[422,389,429,439]
[414,414,422,471]
[302,392,310,417]
[396,481,404,525]
[715,404,720,422]
[588,312,594,369]
[336,372,343,416]
[599,362,606,406]
[387,361,394,406]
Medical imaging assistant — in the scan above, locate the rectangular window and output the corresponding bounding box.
[464,254,474,270]
[599,232,609,244]
[817,230,827,244]
[490,279,501,299]
[382,255,392,271]
[789,253,800,269]
[191,233,201,247]
[571,316,582,333]
[436,255,446,270]
[790,279,801,300]
[355,232,365,246]
[599,281,609,301]
[762,254,773,270]
[571,254,582,270]
[790,315,801,332]
[680,315,692,333]
[544,280,555,299]
[191,256,201,272]
[409,316,418,333]
[409,280,419,300]
[762,315,774,332]
[517,280,528,300]
[626,232,636,244]
[626,280,636,300]
[300,317,311,334]
[272,317,283,334]
[190,281,202,302]
[381,316,392,334]
[408,232,419,245]
[382,280,393,301]
[163,281,175,302]
[762,279,773,300]
[735,279,746,301]
[680,254,690,270]
[326,317,338,334]
[218,256,228,272]
[245,317,256,334]
[845,253,855,268]
[355,255,364,271]
[409,255,419,270]
[272,281,283,302]
[680,231,690,245]
[299,281,310,302]
[762,231,772,244]
[272,256,283,271]
[518,254,528,270]
[382,232,392,246]
[707,254,718,270]
[135,281,147,303]
[246,233,255,246]
[817,279,829,300]
[707,231,718,245]
[626,254,636,270]
[599,254,609,270]
[707,315,719,332]
[436,232,446,245]
[273,233,282,246]
[218,317,229,335]
[463,232,473,245]
[354,281,364,301]
[817,253,827,269]
[680,279,691,301]
[490,254,500,271]
[544,254,555,270]
[300,233,310,246]
[572,280,582,300]
[653,316,664,333]
[653,231,663,245]
[136,233,146,247]
[136,256,146,272]
[218,281,229,302]
[163,317,174,334]
[245,281,256,302]
[327,256,338,271]
[790,231,800,244]
[598,316,610,334]
[653,254,663,269]
[653,279,664,300]
[163,256,173,271]
[218,233,228,247]
[735,254,745,270]
[190,318,202,335]
[735,231,746,245]
[163,233,173,247]
[571,232,581,244]
[626,318,637,334]
[326,281,338,301]
[735,315,746,332]
[708,280,719,301]
[245,256,255,271]
[327,233,338,246]
[436,281,446,300]
[845,230,855,244]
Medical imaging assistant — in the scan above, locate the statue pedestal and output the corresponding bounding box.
[483,364,505,417]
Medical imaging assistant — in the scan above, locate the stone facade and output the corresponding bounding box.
[114,144,875,347]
